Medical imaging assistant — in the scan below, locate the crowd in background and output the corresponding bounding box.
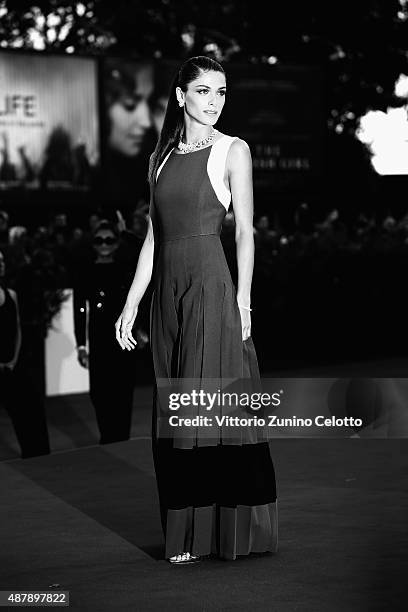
[1,200,408,367]
[0,205,148,335]
[2,197,408,459]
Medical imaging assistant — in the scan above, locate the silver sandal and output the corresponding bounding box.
[168,552,201,565]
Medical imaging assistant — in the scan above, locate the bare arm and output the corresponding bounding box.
[115,214,155,350]
[125,215,155,307]
[227,138,255,340]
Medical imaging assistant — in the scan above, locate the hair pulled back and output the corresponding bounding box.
[148,56,225,187]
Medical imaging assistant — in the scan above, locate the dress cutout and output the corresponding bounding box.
[206,134,237,210]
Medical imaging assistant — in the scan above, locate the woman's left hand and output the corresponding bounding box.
[238,305,251,341]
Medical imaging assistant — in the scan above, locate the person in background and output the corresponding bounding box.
[128,209,148,239]
[0,209,9,249]
[73,221,149,444]
[7,226,32,276]
[39,126,75,188]
[89,210,99,228]
[68,210,104,272]
[0,132,17,182]
[0,249,50,459]
[254,214,276,246]
[46,212,72,277]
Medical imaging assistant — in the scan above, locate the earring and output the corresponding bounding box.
[178,101,184,107]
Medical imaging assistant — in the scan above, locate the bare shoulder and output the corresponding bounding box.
[227,138,252,174]
[8,288,18,302]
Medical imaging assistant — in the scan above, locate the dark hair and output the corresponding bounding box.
[104,58,151,108]
[148,56,225,186]
[92,220,119,238]
[103,58,153,144]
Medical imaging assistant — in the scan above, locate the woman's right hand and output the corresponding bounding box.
[115,303,138,350]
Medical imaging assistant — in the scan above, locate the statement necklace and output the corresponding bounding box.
[177,128,218,154]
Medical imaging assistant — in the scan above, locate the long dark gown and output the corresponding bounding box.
[149,135,278,560]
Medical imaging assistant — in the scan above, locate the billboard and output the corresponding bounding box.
[218,63,324,200]
[0,53,323,208]
[0,51,99,191]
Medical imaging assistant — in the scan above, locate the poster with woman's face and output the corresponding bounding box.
[105,60,155,158]
[100,57,174,214]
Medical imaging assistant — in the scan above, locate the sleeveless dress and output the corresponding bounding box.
[149,134,278,560]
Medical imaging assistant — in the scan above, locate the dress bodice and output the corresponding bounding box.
[151,135,237,243]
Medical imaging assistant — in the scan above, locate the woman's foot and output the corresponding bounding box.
[168,552,201,564]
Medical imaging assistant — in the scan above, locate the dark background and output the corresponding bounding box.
[1,0,408,371]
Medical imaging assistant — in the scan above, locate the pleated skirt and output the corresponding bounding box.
[150,235,278,560]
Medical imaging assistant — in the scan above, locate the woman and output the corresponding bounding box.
[73,220,149,444]
[116,56,278,563]
[0,249,50,458]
